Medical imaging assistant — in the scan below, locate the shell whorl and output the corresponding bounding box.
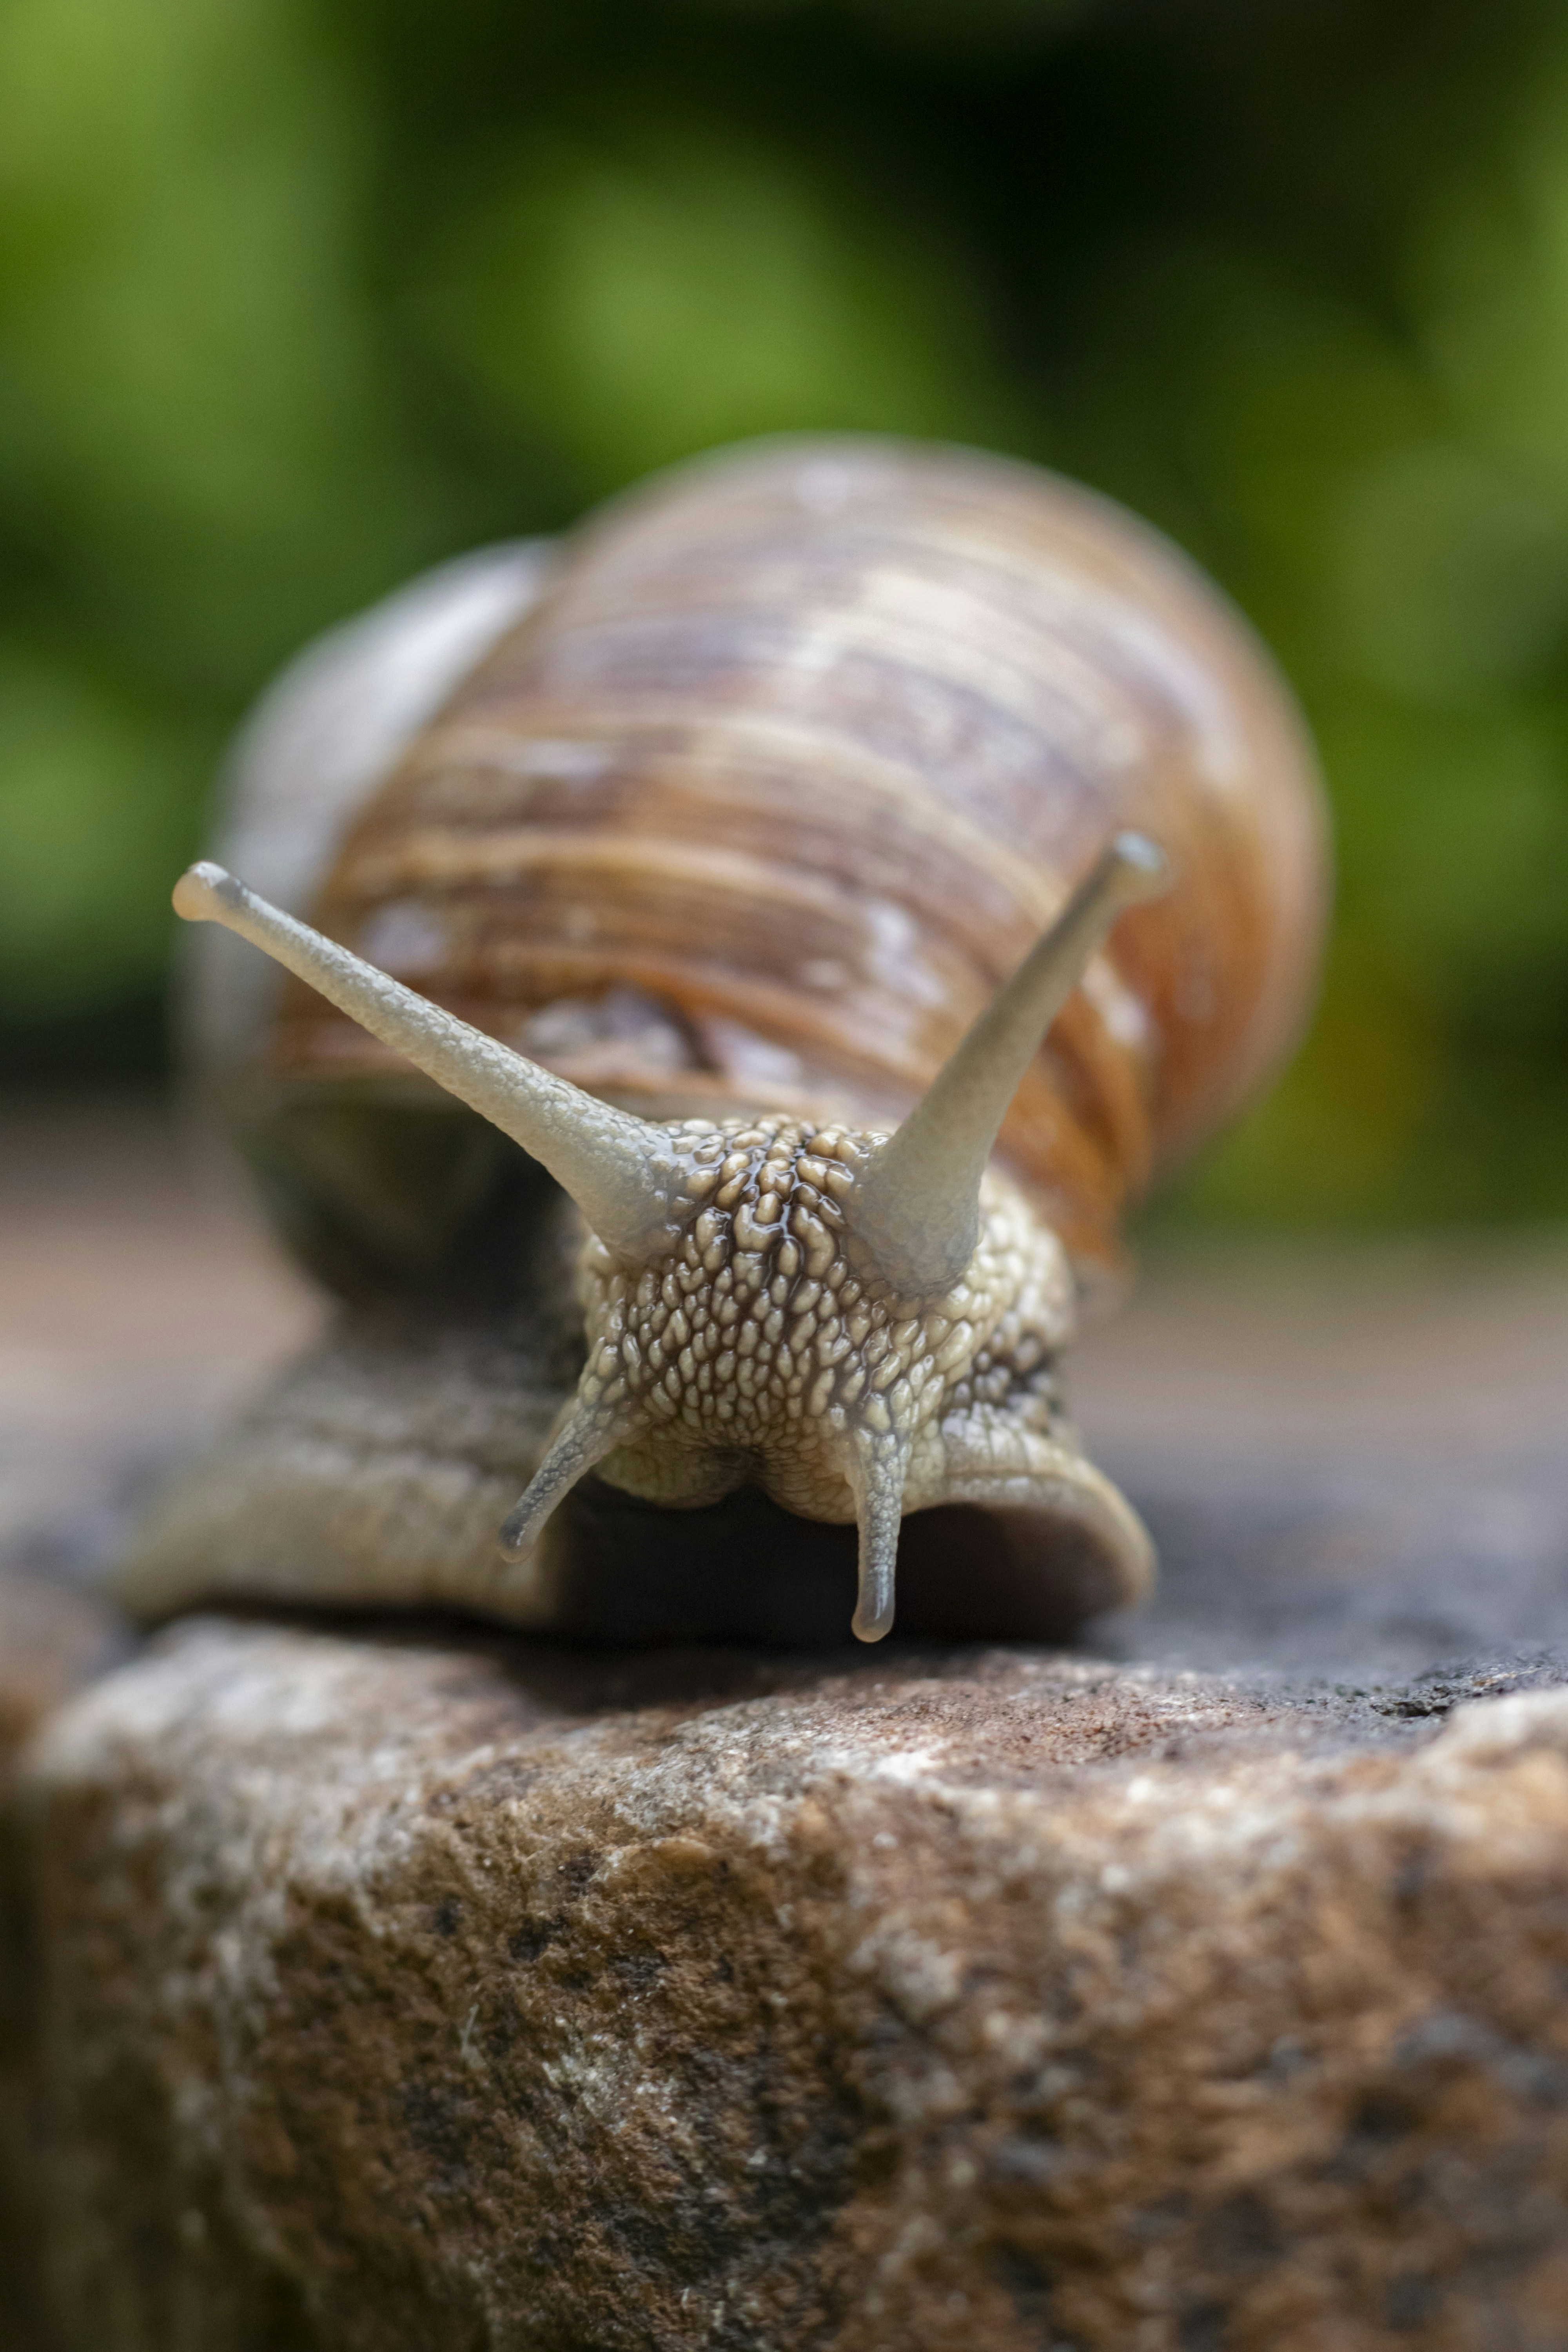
[257,438,1326,1270]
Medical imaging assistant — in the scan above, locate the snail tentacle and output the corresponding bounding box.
[847,1434,909,1643]
[497,1401,633,1563]
[852,832,1169,1299]
[172,862,681,1262]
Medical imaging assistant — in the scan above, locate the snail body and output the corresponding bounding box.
[123,437,1327,1646]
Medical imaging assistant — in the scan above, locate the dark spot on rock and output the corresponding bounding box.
[1209,2190,1279,2263]
[1349,2088,1419,2143]
[557,1849,598,1892]
[505,2077,540,2124]
[1385,2273,1440,2330]
[398,2078,470,2180]
[508,1914,564,1963]
[601,2201,675,2271]
[747,2081,860,2254]
[1179,2299,1229,2352]
[240,2264,321,2352]
[993,2243,1054,2323]
[432,1897,462,1939]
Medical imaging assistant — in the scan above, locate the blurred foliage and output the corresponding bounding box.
[1,0,1565,1225]
[419,117,1028,492]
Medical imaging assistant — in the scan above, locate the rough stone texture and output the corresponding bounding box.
[14,1616,1568,2352]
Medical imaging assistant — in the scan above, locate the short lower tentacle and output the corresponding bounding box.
[499,1403,632,1559]
[848,1436,910,1643]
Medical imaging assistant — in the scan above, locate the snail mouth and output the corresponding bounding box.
[544,1457,1151,1649]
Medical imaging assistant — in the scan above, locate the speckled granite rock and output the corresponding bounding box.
[12,1616,1568,2352]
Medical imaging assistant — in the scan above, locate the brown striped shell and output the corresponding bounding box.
[238,438,1325,1280]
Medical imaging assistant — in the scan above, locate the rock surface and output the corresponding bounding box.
[14,1615,1568,2351]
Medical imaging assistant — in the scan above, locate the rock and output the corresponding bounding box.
[0,1570,124,2352]
[13,1615,1568,2351]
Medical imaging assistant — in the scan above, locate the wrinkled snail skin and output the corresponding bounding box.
[120,436,1329,1647]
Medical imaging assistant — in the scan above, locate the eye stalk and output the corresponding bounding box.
[850,831,1169,1298]
[174,837,1165,1641]
[172,860,682,1261]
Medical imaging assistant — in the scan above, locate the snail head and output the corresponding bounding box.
[174,835,1166,1642]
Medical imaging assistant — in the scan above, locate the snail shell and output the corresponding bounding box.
[122,437,1327,1646]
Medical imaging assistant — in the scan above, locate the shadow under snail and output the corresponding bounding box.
[120,436,1328,1648]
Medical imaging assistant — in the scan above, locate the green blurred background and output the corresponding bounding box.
[2,0,1565,1228]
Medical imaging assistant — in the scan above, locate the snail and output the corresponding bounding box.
[120,436,1327,1647]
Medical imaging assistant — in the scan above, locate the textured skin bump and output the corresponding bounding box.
[572,1114,1079,1527]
